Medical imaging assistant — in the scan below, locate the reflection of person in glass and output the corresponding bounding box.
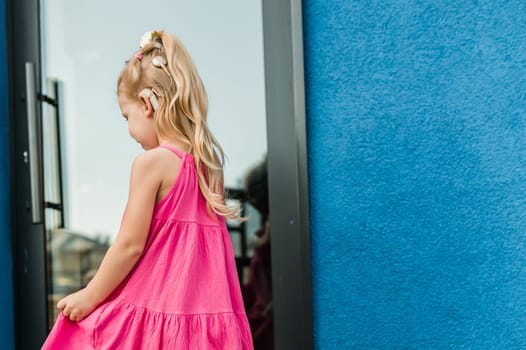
[242,156,274,349]
[42,29,253,349]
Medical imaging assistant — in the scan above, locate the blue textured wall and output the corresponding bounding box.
[0,0,13,348]
[304,1,526,349]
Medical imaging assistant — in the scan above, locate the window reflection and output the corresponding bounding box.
[241,156,273,349]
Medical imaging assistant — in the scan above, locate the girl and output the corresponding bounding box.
[42,30,253,349]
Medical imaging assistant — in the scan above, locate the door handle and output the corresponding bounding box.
[25,62,43,224]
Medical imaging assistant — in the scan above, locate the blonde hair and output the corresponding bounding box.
[118,31,238,219]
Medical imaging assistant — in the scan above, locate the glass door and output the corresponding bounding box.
[10,0,316,348]
[40,0,269,328]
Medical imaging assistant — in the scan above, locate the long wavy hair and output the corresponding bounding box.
[118,31,238,219]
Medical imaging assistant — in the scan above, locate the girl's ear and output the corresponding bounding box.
[138,95,155,118]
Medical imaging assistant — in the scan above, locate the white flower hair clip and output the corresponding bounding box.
[134,30,168,69]
[139,30,164,49]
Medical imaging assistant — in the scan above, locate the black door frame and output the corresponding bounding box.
[7,0,48,349]
[262,1,313,349]
[8,1,313,349]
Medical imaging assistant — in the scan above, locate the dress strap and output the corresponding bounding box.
[159,144,184,159]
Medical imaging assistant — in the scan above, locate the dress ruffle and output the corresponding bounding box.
[44,299,253,350]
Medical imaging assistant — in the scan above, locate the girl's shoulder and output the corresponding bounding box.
[133,147,184,198]
[134,146,181,165]
[132,147,168,171]
[131,147,181,180]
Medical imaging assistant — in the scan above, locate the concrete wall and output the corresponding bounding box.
[304,1,526,348]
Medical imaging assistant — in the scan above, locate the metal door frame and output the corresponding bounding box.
[262,1,313,349]
[7,0,48,349]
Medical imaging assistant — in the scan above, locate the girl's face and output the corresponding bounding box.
[118,94,159,150]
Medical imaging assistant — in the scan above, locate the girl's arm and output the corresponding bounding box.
[57,152,160,322]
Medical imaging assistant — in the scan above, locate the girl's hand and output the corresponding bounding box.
[57,288,98,322]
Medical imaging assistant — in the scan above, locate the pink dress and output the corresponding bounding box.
[42,144,254,349]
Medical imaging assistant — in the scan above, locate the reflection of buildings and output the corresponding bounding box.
[46,228,109,326]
